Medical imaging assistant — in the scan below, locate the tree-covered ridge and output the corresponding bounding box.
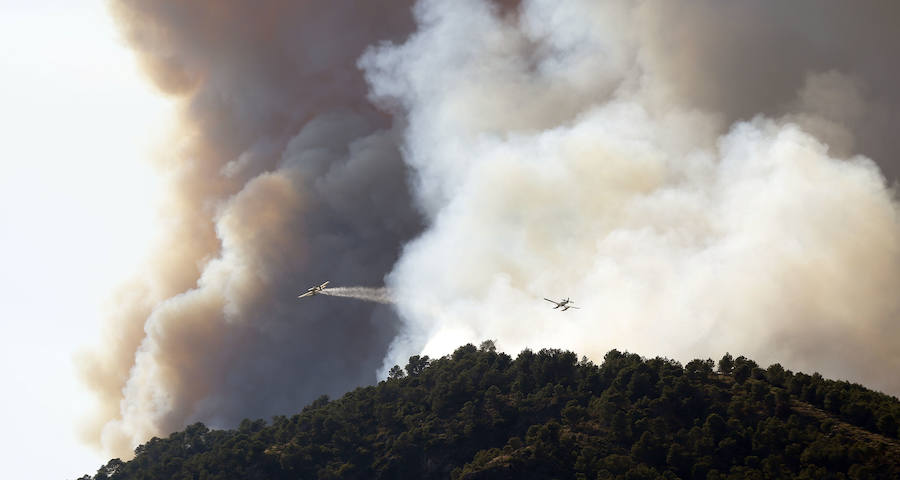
[80,343,900,480]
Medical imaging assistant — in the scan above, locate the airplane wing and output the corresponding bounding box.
[562,306,580,311]
[544,298,559,305]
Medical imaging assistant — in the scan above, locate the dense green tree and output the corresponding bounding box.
[478,339,497,353]
[77,345,900,480]
[734,363,752,385]
[877,413,898,438]
[405,355,430,376]
[766,363,787,388]
[718,353,734,375]
[388,365,405,379]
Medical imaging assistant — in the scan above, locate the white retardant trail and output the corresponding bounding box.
[321,287,393,304]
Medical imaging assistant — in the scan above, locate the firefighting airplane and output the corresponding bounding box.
[298,281,330,298]
[544,297,580,311]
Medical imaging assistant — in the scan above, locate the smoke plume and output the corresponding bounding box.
[79,0,420,457]
[83,0,900,458]
[364,0,900,395]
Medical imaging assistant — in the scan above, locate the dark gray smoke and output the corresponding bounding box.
[78,0,420,456]
[81,0,900,457]
[634,0,900,180]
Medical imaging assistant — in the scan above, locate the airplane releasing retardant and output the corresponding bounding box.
[298,281,330,298]
[544,297,580,311]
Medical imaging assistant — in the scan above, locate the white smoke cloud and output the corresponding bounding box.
[365,0,900,394]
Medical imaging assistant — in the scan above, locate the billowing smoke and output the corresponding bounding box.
[79,0,421,457]
[83,0,900,458]
[365,0,900,395]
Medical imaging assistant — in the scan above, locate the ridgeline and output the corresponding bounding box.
[79,342,900,479]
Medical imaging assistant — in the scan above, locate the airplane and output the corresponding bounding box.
[298,281,330,298]
[544,297,580,311]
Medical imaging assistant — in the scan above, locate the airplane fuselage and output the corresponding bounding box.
[298,281,330,298]
[544,297,578,310]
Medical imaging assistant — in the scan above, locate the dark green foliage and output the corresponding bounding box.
[717,353,734,375]
[388,365,405,380]
[766,363,787,388]
[405,355,431,376]
[78,345,900,480]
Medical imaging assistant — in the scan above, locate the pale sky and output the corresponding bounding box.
[0,1,171,478]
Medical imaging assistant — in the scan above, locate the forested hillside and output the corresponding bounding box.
[79,342,900,479]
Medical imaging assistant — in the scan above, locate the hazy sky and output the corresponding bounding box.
[0,0,170,478]
[3,2,900,478]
